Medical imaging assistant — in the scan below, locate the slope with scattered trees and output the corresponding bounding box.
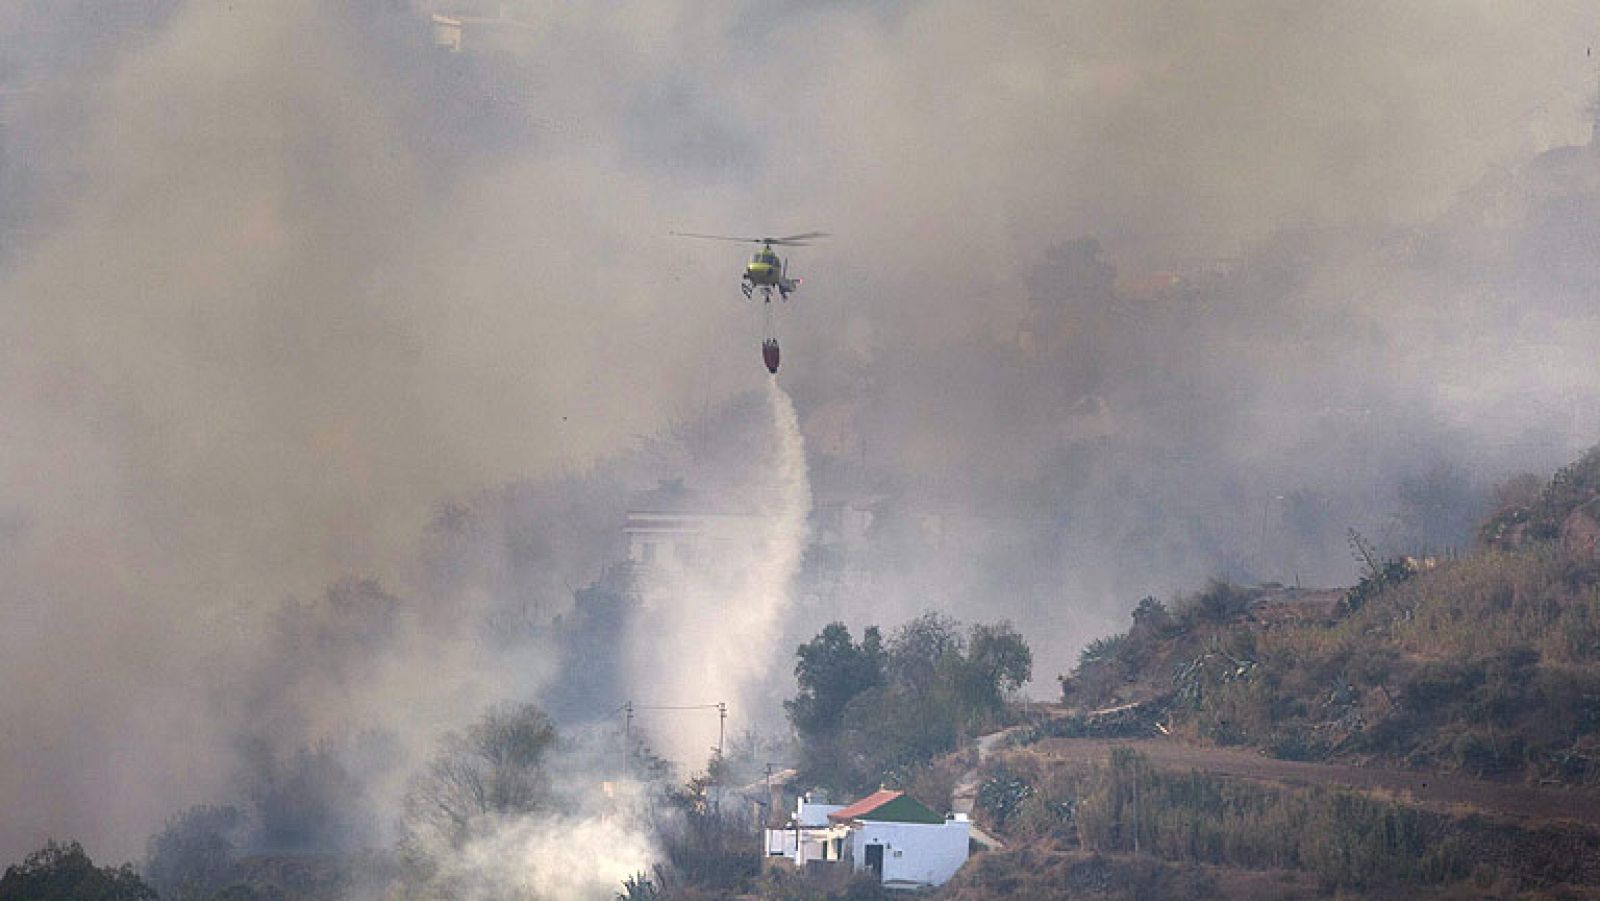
[1053,450,1600,786]
[786,614,1032,801]
[951,445,1600,897]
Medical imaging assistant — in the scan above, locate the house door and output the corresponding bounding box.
[864,843,884,879]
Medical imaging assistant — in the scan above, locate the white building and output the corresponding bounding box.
[764,789,970,890]
[764,793,844,862]
[430,13,463,51]
[417,4,540,55]
[621,479,762,608]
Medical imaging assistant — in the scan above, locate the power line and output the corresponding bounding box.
[618,700,730,779]
[630,703,724,711]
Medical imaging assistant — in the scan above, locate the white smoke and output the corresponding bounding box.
[625,378,811,763]
[409,379,811,898]
[432,812,658,901]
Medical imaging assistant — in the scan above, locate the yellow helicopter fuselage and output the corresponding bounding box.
[745,248,782,286]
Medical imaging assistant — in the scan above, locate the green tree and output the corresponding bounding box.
[788,615,1033,797]
[0,841,156,901]
[886,612,964,695]
[784,623,885,738]
[962,620,1033,716]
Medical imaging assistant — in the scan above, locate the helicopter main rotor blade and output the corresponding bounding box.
[669,231,766,244]
[772,231,829,244]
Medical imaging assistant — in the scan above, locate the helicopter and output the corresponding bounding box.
[672,230,826,373]
[670,231,826,300]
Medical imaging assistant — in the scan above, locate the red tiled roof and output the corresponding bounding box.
[827,789,903,823]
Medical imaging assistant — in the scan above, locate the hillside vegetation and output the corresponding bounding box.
[938,448,1600,897]
[1052,447,1600,787]
[962,745,1600,898]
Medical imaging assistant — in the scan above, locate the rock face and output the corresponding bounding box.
[1561,500,1600,561]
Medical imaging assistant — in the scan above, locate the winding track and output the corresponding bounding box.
[1022,736,1600,826]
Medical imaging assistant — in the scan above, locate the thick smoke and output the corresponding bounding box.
[440,814,656,901]
[625,379,811,760]
[396,723,661,901]
[2,0,1600,873]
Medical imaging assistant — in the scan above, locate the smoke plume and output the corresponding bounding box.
[3,0,1600,873]
[625,379,812,760]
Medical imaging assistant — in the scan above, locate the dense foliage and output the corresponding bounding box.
[0,841,156,901]
[976,748,1464,890]
[976,746,1600,894]
[786,623,887,739]
[1057,447,1600,787]
[788,614,1031,798]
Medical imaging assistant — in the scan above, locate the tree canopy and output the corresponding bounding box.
[784,622,886,739]
[786,614,1033,797]
[0,841,156,901]
[401,702,559,853]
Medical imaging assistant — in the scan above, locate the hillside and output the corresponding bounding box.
[942,446,1600,898]
[1054,447,1600,785]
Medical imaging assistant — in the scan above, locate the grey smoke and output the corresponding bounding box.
[0,0,1598,870]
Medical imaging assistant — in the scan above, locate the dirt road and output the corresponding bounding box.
[1028,737,1600,826]
[953,728,1022,849]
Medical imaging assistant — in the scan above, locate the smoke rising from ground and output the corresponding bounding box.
[1,0,1600,871]
[395,719,660,901]
[441,813,656,901]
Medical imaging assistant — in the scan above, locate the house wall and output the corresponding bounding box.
[765,829,797,857]
[766,825,848,865]
[764,800,850,863]
[796,829,850,865]
[430,15,462,51]
[849,818,969,887]
[796,801,845,827]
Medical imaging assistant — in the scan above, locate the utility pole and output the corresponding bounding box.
[1257,494,1284,582]
[1591,45,1600,147]
[624,700,727,786]
[623,701,634,777]
[717,701,728,760]
[1133,767,1141,855]
[713,701,728,817]
[764,762,776,834]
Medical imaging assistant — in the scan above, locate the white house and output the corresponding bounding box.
[764,789,970,889]
[621,479,763,608]
[764,793,844,862]
[429,14,462,51]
